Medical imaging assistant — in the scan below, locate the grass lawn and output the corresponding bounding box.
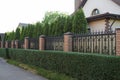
[7,59,77,80]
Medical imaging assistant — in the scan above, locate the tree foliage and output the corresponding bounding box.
[15,28,20,40]
[72,8,87,33]
[5,9,87,41]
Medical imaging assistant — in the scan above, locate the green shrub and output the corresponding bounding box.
[1,48,120,80]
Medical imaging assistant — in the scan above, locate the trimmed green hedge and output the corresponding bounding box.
[0,48,120,80]
[0,48,10,58]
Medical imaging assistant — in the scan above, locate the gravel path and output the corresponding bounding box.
[0,58,48,80]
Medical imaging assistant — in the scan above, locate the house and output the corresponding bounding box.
[75,0,120,32]
[17,23,28,28]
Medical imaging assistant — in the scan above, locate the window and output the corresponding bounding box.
[91,9,100,16]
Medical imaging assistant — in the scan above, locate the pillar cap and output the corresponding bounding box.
[25,37,29,39]
[40,35,46,38]
[64,32,73,35]
[12,40,15,42]
[15,40,19,41]
[116,28,120,30]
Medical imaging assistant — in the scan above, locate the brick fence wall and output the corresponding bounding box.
[1,28,120,56]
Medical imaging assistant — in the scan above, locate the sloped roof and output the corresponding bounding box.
[87,13,120,22]
[18,23,28,28]
[79,0,87,8]
[77,0,120,22]
[79,0,120,8]
[112,0,120,6]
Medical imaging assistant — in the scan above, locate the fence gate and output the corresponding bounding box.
[72,32,116,55]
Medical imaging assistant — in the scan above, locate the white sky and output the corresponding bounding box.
[0,0,74,33]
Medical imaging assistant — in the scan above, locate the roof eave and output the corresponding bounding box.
[86,13,120,22]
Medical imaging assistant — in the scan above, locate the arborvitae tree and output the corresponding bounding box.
[22,26,27,38]
[41,11,68,36]
[27,25,31,37]
[43,23,49,35]
[72,8,87,33]
[4,10,88,40]
[0,35,1,41]
[7,31,15,40]
[48,23,52,36]
[15,28,20,40]
[55,16,66,36]
[51,22,56,36]
[36,22,42,38]
[5,33,8,41]
[4,33,8,41]
[11,31,15,40]
[64,16,73,33]
[20,27,25,40]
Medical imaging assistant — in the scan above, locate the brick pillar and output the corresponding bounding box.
[15,40,19,48]
[116,28,120,56]
[1,41,4,48]
[5,41,9,48]
[0,41,1,48]
[1,34,5,48]
[64,32,73,52]
[24,37,29,49]
[39,35,45,50]
[11,40,15,48]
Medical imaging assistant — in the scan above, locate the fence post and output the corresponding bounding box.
[64,32,73,52]
[11,40,15,48]
[24,37,29,49]
[39,35,45,50]
[116,28,120,56]
[15,40,19,48]
[5,41,8,48]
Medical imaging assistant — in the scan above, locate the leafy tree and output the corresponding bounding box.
[5,10,88,40]
[42,11,67,25]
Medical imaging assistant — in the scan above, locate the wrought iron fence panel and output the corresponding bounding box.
[18,40,24,49]
[45,36,64,51]
[4,41,11,48]
[8,41,11,48]
[72,32,116,55]
[28,38,39,49]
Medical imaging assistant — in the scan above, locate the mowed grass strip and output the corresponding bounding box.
[7,59,77,80]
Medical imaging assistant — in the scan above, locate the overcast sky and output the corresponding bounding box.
[0,0,74,33]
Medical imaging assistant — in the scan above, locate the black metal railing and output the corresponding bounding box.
[18,40,24,49]
[8,41,11,48]
[28,38,39,49]
[72,31,116,55]
[45,36,64,51]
